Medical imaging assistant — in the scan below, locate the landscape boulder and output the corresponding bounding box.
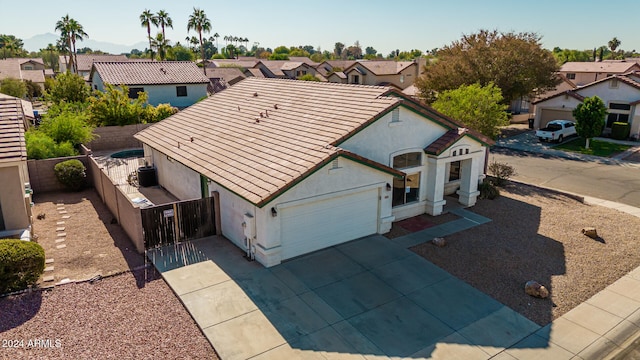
[432,237,446,247]
[582,227,598,239]
[525,280,549,299]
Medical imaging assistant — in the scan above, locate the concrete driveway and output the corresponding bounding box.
[148,232,540,359]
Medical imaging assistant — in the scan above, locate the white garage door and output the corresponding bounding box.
[280,188,379,260]
[540,109,575,128]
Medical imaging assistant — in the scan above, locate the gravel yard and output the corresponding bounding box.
[413,182,640,326]
[0,268,218,360]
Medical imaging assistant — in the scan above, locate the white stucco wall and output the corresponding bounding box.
[146,146,201,201]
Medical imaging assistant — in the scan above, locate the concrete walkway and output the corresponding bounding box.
[148,200,640,359]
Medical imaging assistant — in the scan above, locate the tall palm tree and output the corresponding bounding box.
[56,38,69,71]
[187,7,212,75]
[42,43,58,71]
[150,33,170,61]
[213,33,220,53]
[68,19,88,74]
[156,10,173,39]
[55,15,74,72]
[608,37,621,53]
[140,9,158,60]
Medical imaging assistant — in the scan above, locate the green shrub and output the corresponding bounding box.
[154,103,178,121]
[478,180,500,199]
[54,159,86,191]
[488,160,517,186]
[0,240,45,294]
[611,122,630,140]
[25,131,77,159]
[39,109,94,146]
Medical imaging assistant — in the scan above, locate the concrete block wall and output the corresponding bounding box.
[27,155,91,193]
[85,124,153,151]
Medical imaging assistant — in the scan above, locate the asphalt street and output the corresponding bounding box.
[490,148,640,208]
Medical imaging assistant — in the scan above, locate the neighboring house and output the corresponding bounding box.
[59,54,128,78]
[90,61,211,108]
[0,58,48,90]
[135,78,492,267]
[207,67,247,92]
[533,74,640,138]
[0,94,32,239]
[558,61,640,87]
[315,60,357,77]
[341,60,420,90]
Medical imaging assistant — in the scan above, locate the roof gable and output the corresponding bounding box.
[533,74,640,104]
[0,96,28,163]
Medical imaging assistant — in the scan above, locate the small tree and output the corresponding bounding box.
[54,159,86,191]
[297,74,320,82]
[88,84,149,126]
[488,161,517,186]
[0,77,27,98]
[45,71,90,103]
[572,96,607,149]
[39,108,94,146]
[432,82,509,139]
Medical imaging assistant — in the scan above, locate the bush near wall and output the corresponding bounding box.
[0,240,45,294]
[611,122,630,140]
[54,159,87,191]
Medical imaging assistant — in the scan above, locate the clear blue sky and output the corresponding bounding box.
[1,0,638,55]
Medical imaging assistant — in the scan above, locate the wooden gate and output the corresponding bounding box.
[142,196,218,249]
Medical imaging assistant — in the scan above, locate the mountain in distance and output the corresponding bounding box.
[23,33,148,54]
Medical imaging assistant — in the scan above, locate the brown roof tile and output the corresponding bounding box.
[92,61,210,86]
[560,62,640,73]
[0,96,28,163]
[74,54,128,72]
[424,128,468,155]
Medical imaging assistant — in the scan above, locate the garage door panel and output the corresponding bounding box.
[540,109,575,128]
[280,189,378,260]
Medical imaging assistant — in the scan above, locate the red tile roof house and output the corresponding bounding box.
[89,61,211,108]
[0,94,33,240]
[341,60,421,90]
[532,73,640,138]
[0,58,49,90]
[135,78,492,267]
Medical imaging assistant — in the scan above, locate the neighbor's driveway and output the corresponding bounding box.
[148,235,539,359]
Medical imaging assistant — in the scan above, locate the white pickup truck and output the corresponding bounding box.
[536,120,577,143]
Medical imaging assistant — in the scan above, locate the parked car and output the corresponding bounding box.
[536,120,577,143]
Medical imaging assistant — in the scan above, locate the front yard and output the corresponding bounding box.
[555,138,632,157]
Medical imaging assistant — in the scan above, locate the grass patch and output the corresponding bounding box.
[555,138,631,157]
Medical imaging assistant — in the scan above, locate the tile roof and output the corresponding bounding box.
[532,74,640,104]
[424,128,468,155]
[346,61,416,76]
[0,59,45,83]
[92,61,211,85]
[75,54,128,72]
[135,78,405,206]
[209,59,262,68]
[559,61,640,73]
[0,95,28,163]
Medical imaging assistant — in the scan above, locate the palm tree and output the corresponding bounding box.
[55,15,74,72]
[42,43,58,71]
[68,19,88,73]
[608,37,621,52]
[187,7,212,74]
[156,10,173,39]
[140,9,158,61]
[56,38,69,71]
[151,33,170,61]
[213,33,220,53]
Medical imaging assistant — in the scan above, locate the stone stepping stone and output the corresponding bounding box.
[58,278,71,285]
[45,258,54,264]
[61,215,71,219]
[43,276,55,282]
[44,266,54,272]
[56,221,65,225]
[56,207,65,211]
[55,239,65,243]
[56,244,66,249]
[58,210,68,214]
[56,227,65,232]
[57,233,66,237]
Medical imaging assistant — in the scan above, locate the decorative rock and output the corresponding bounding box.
[432,237,446,247]
[62,215,70,219]
[525,280,550,298]
[582,227,598,239]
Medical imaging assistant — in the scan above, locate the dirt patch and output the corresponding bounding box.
[32,189,144,284]
[385,212,460,239]
[0,268,217,359]
[412,183,640,326]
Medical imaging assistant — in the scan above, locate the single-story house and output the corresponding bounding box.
[558,61,640,87]
[0,94,32,239]
[59,54,129,78]
[533,73,640,137]
[135,78,491,267]
[89,61,211,108]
